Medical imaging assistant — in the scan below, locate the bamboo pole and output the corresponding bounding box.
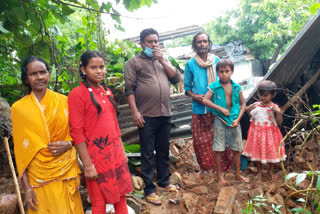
[281,68,320,113]
[4,137,25,214]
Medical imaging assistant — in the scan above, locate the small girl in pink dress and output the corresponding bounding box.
[243,80,286,181]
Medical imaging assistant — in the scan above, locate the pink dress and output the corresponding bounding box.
[243,102,286,163]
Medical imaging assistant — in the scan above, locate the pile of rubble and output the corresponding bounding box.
[126,134,320,214]
[1,133,320,213]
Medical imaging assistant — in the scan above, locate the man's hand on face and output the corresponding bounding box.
[153,48,164,63]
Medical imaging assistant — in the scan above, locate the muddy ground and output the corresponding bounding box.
[1,134,319,213]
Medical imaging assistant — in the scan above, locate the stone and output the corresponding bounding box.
[294,145,302,151]
[266,183,277,194]
[0,177,7,183]
[131,175,144,190]
[182,172,200,187]
[277,188,287,197]
[214,186,238,214]
[306,152,314,161]
[180,193,198,212]
[287,199,296,208]
[0,193,17,214]
[169,151,180,164]
[0,97,12,132]
[189,185,208,195]
[127,198,141,214]
[171,145,179,154]
[175,139,185,149]
[248,187,263,199]
[266,193,284,205]
[169,172,182,186]
[232,200,243,214]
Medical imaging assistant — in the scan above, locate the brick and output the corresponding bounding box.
[214,186,238,214]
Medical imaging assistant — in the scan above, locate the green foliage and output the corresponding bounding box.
[285,170,320,213]
[242,194,282,214]
[204,0,317,69]
[0,0,155,103]
[168,56,184,72]
[123,143,140,153]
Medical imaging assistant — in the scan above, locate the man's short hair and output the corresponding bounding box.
[192,32,213,51]
[216,59,234,71]
[140,28,159,42]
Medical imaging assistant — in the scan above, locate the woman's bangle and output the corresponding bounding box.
[67,141,72,148]
[84,164,95,171]
[26,187,33,193]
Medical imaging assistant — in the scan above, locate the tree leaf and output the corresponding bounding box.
[296,173,307,186]
[291,207,305,213]
[317,175,320,191]
[296,198,306,203]
[62,5,75,16]
[285,172,297,181]
[0,21,10,33]
[309,3,320,15]
[101,2,112,13]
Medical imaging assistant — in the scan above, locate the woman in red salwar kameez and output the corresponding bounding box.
[68,51,133,214]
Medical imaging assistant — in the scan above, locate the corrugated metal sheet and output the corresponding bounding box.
[118,94,192,145]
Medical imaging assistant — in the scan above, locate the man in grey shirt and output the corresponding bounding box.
[124,28,181,205]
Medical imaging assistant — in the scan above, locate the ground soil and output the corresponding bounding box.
[1,134,319,213]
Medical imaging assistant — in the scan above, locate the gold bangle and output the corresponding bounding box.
[67,141,72,147]
[26,188,32,193]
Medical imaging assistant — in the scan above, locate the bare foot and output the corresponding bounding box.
[256,173,262,182]
[217,176,231,186]
[236,174,250,183]
[268,171,276,180]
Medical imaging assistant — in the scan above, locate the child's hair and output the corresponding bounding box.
[21,56,50,94]
[216,59,234,72]
[257,80,277,96]
[79,50,120,117]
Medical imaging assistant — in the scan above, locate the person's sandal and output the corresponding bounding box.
[166,184,181,192]
[145,194,162,205]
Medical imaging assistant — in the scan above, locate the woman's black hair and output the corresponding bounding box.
[21,56,50,94]
[192,31,213,51]
[257,80,277,96]
[79,50,120,117]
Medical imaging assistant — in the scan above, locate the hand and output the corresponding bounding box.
[132,111,145,128]
[271,105,281,113]
[220,108,230,117]
[84,166,98,180]
[230,119,240,128]
[246,104,256,113]
[191,94,204,104]
[153,48,164,62]
[48,141,72,156]
[124,154,128,163]
[25,188,38,210]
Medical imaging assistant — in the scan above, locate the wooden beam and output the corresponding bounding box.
[281,68,320,113]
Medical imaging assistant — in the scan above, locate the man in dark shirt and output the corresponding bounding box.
[124,28,181,205]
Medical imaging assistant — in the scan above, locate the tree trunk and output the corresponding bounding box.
[269,41,283,67]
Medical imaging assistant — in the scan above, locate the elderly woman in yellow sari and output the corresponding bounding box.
[11,56,84,213]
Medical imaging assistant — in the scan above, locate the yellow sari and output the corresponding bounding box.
[11,89,83,214]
